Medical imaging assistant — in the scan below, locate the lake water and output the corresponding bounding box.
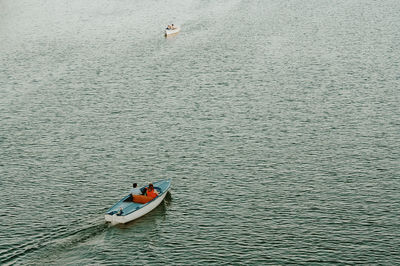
[1,0,400,264]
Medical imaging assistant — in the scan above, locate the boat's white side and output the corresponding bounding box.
[165,27,180,36]
[105,191,168,224]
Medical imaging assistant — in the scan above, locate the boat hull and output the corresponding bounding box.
[105,192,168,224]
[105,179,171,225]
[165,27,180,36]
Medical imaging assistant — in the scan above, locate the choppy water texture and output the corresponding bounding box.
[1,0,400,264]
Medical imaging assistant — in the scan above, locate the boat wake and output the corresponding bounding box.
[0,220,109,265]
[1,193,173,264]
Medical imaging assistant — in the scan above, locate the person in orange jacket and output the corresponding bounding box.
[146,183,158,199]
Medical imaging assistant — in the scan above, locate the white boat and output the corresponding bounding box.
[165,26,180,36]
[105,179,171,225]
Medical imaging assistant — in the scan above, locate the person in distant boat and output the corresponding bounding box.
[166,25,172,30]
[171,24,176,30]
[145,183,158,199]
[130,183,142,197]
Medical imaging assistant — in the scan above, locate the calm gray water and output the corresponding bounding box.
[1,0,400,264]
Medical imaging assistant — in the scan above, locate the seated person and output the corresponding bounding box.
[146,183,158,199]
[130,183,142,197]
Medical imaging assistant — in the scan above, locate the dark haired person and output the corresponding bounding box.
[146,183,158,199]
[130,183,141,197]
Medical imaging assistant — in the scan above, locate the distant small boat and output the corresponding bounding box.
[165,26,180,36]
[105,179,171,225]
